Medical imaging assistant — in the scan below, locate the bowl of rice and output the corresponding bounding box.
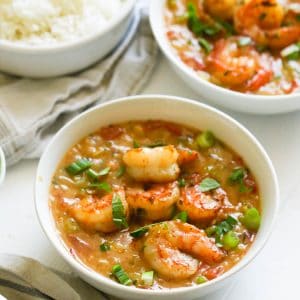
[0,0,135,78]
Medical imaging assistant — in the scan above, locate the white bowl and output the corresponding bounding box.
[0,147,6,185]
[150,0,300,115]
[35,95,279,300]
[0,0,135,78]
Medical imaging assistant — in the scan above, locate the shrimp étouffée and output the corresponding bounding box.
[143,221,224,280]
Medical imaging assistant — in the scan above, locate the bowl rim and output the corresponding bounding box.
[149,0,300,102]
[35,94,279,296]
[0,0,136,53]
[0,147,6,185]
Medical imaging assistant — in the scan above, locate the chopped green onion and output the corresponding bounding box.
[217,19,235,36]
[133,140,140,148]
[112,264,132,286]
[221,231,240,250]
[130,226,149,238]
[196,275,207,284]
[199,38,213,53]
[89,182,111,193]
[98,167,111,176]
[86,169,99,181]
[281,43,300,60]
[240,207,261,231]
[205,226,216,237]
[141,271,154,286]
[196,131,215,148]
[100,242,110,252]
[173,211,188,222]
[229,168,246,183]
[65,158,92,175]
[238,36,252,47]
[210,215,237,243]
[226,215,238,226]
[112,194,128,229]
[116,165,126,178]
[199,178,220,192]
[178,178,186,187]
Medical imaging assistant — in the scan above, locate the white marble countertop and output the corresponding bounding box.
[1,56,300,299]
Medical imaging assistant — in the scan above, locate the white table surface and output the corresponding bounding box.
[1,55,300,300]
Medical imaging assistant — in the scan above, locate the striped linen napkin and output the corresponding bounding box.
[0,2,158,167]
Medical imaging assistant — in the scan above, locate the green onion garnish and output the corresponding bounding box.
[178,178,186,187]
[173,211,188,222]
[229,168,246,183]
[98,167,111,176]
[199,38,213,53]
[281,43,300,60]
[112,194,128,229]
[112,264,132,286]
[240,207,261,231]
[133,140,140,148]
[86,169,99,181]
[238,36,252,47]
[89,182,112,193]
[196,275,207,284]
[199,178,220,192]
[116,165,126,178]
[65,158,92,175]
[221,231,240,250]
[196,131,215,148]
[100,242,110,252]
[141,271,154,286]
[130,226,149,238]
[147,142,166,148]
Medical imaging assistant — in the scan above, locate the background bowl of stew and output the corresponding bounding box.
[35,95,279,300]
[150,0,300,115]
[0,147,6,186]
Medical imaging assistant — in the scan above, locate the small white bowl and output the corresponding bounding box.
[35,95,279,300]
[0,0,135,78]
[0,147,6,185]
[150,0,300,115]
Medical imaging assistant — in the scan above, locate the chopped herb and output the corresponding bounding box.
[199,37,213,53]
[205,225,216,237]
[229,168,246,183]
[199,178,220,192]
[133,140,140,148]
[89,182,112,193]
[116,165,126,178]
[211,215,238,243]
[196,275,207,284]
[238,36,252,47]
[112,194,128,229]
[173,211,188,222]
[65,158,92,175]
[86,169,99,181]
[98,167,111,176]
[196,131,215,148]
[217,19,235,35]
[141,271,154,286]
[130,226,149,238]
[178,177,186,187]
[100,242,110,252]
[112,264,132,285]
[281,43,300,60]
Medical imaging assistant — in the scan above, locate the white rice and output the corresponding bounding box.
[0,0,127,45]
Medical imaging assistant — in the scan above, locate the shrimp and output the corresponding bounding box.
[143,221,224,280]
[123,146,180,183]
[234,0,300,49]
[126,181,179,221]
[67,188,129,233]
[206,38,264,87]
[203,0,236,20]
[178,184,222,222]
